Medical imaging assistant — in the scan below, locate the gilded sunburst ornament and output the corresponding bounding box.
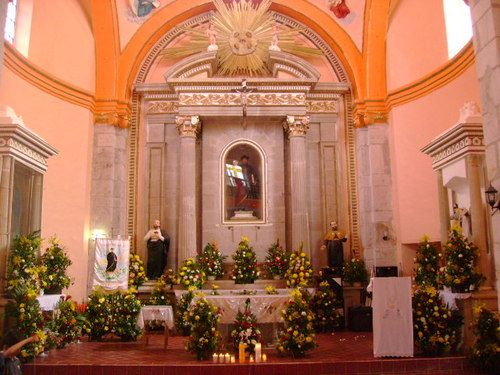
[161,0,321,76]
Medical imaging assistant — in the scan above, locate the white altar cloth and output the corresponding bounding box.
[37,294,65,311]
[372,277,413,357]
[136,305,174,329]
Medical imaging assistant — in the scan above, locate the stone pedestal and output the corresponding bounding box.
[284,115,310,252]
[176,115,201,263]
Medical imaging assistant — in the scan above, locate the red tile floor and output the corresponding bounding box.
[23,332,481,375]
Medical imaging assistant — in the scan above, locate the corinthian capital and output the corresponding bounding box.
[283,115,310,138]
[176,115,201,137]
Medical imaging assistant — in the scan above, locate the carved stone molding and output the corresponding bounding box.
[178,92,306,107]
[283,115,310,137]
[146,101,179,114]
[176,115,201,137]
[179,93,241,106]
[246,93,306,106]
[4,138,47,166]
[306,100,338,113]
[94,111,130,128]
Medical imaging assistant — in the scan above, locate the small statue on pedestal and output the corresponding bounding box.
[144,219,170,279]
[207,23,219,51]
[450,203,472,239]
[320,221,347,269]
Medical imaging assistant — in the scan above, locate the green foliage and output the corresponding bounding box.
[46,297,83,348]
[7,232,43,294]
[185,297,221,360]
[285,246,313,287]
[197,241,227,278]
[84,288,142,341]
[128,253,148,288]
[232,236,259,284]
[179,258,206,289]
[440,228,483,292]
[230,298,261,353]
[148,274,172,306]
[342,258,368,284]
[39,238,72,293]
[413,287,463,356]
[414,236,441,288]
[469,305,500,373]
[264,239,289,278]
[277,289,317,358]
[311,281,342,332]
[176,289,195,335]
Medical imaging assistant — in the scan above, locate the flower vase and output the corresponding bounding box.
[207,276,216,281]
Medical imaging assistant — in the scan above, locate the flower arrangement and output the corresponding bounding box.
[342,258,368,284]
[148,275,171,306]
[163,268,180,286]
[197,241,227,279]
[6,233,43,294]
[264,239,289,278]
[232,236,259,284]
[84,288,142,341]
[128,253,148,288]
[265,285,278,295]
[176,288,196,335]
[185,297,221,360]
[414,235,441,288]
[469,304,500,373]
[311,281,342,332]
[440,228,483,292]
[413,286,463,356]
[46,297,83,348]
[277,288,317,358]
[179,258,206,289]
[231,298,261,354]
[39,238,72,294]
[285,246,313,288]
[19,331,46,362]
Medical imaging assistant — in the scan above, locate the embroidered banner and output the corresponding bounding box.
[93,238,130,291]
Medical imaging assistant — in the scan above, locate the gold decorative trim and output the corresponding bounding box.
[306,100,338,113]
[146,101,179,114]
[177,92,306,106]
[3,44,95,111]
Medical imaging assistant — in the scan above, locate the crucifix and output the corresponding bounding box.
[232,79,255,129]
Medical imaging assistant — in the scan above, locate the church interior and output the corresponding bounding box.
[0,0,499,374]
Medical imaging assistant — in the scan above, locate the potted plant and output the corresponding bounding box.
[197,241,226,281]
[39,238,72,294]
[264,240,289,279]
[285,245,313,288]
[232,237,259,284]
[342,258,368,286]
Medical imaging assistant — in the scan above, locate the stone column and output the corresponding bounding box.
[284,115,310,252]
[436,170,450,246]
[176,115,201,263]
[29,172,43,233]
[0,0,9,85]
[466,154,491,286]
[469,0,500,304]
[0,155,13,293]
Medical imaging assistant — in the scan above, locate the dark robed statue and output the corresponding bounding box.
[144,219,170,279]
[321,221,347,268]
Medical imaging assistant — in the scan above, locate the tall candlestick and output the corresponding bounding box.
[238,342,247,363]
[255,343,262,362]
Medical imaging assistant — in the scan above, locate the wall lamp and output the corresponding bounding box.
[485,183,499,215]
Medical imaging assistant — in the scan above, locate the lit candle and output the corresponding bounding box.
[218,353,224,363]
[255,343,262,362]
[238,342,247,363]
[230,355,236,363]
[249,355,254,363]
[262,353,267,362]
[213,353,218,363]
[225,353,230,363]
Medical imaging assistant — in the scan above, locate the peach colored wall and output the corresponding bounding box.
[387,0,449,90]
[389,65,481,247]
[27,0,95,91]
[0,67,94,302]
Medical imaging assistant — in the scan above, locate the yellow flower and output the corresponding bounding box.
[195,315,200,321]
[98,298,105,304]
[300,252,306,257]
[306,336,312,342]
[293,330,298,336]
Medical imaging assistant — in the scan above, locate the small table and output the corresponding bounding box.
[136,305,174,349]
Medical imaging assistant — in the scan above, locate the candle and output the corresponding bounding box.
[255,343,262,362]
[213,353,218,363]
[249,355,254,363]
[238,342,247,363]
[218,353,224,363]
[230,355,236,363]
[225,353,230,363]
[262,353,267,362]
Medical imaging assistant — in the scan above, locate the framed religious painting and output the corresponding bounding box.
[221,140,266,224]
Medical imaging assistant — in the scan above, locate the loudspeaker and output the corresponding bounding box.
[375,266,398,277]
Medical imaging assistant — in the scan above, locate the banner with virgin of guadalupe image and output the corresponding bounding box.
[92,238,130,291]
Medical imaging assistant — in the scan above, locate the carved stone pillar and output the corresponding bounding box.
[176,115,201,263]
[284,115,310,252]
[436,170,450,246]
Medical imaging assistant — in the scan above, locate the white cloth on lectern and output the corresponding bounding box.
[372,277,413,357]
